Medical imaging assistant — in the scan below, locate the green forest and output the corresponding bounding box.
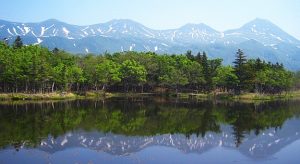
[0,36,298,95]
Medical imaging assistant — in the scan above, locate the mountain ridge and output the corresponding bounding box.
[0,18,300,70]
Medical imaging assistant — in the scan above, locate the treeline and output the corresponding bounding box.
[0,37,296,94]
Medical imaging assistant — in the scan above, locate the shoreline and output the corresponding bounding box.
[0,91,300,101]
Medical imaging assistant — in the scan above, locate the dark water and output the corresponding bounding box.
[0,97,300,164]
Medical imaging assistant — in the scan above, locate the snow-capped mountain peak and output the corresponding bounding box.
[1,18,300,70]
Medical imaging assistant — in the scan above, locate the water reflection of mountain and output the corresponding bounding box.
[35,118,300,159]
[0,98,300,159]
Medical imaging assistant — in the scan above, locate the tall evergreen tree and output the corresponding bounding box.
[233,49,247,94]
[201,52,212,92]
[13,36,23,49]
[185,50,194,61]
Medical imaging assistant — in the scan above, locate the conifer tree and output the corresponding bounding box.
[13,36,23,49]
[233,49,247,94]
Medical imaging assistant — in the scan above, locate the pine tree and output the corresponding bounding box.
[185,50,194,61]
[233,49,247,94]
[13,36,23,49]
[201,52,212,91]
[52,47,60,54]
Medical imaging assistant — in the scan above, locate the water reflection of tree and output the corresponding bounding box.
[0,99,299,149]
[225,101,294,147]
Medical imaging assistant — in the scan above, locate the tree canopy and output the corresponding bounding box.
[0,37,295,94]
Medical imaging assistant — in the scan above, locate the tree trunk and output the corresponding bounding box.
[25,81,28,93]
[102,84,106,96]
[77,82,79,92]
[51,82,55,92]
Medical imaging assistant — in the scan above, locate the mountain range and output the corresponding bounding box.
[1,18,300,70]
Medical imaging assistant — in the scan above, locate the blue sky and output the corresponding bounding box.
[1,0,300,39]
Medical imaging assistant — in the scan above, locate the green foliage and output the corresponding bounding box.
[120,59,147,85]
[0,39,295,94]
[96,59,121,90]
[213,66,238,91]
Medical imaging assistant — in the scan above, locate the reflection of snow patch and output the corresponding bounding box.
[89,139,94,146]
[85,48,89,53]
[219,140,223,146]
[140,138,153,148]
[169,134,175,146]
[41,141,47,146]
[107,143,111,148]
[249,144,256,151]
[61,138,68,146]
[275,139,280,143]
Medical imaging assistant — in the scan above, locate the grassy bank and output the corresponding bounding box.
[0,92,81,100]
[0,90,300,101]
[185,91,300,101]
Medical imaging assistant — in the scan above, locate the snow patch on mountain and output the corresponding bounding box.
[62,27,70,36]
[7,29,14,35]
[161,43,169,47]
[1,18,300,70]
[34,38,43,45]
[31,31,37,37]
[107,26,113,33]
[13,27,18,35]
[23,26,30,34]
[40,27,46,36]
[17,26,25,34]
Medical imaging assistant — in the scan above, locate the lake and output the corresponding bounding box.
[0,97,300,164]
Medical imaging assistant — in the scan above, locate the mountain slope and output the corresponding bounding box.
[0,18,300,70]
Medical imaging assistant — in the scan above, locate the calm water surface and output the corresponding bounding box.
[0,97,300,164]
